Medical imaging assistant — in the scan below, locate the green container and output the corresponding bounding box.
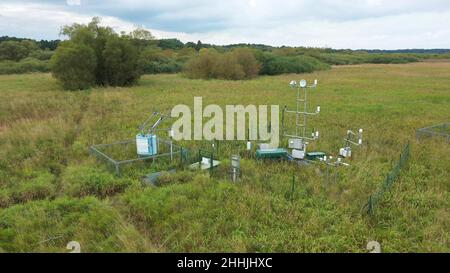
[256,148,288,159]
[306,152,326,161]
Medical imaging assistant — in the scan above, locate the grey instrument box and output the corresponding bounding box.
[288,139,304,150]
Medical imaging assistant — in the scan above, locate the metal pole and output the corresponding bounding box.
[296,88,300,136]
[334,164,338,183]
[170,140,173,162]
[303,87,307,138]
[368,196,373,215]
[210,150,213,177]
[326,163,330,184]
[282,105,286,137]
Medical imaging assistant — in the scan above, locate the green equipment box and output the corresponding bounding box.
[306,152,326,161]
[256,148,288,159]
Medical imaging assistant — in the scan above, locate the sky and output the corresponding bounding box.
[0,0,450,49]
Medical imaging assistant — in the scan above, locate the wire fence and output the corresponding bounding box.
[416,123,450,142]
[364,142,410,216]
[89,138,186,176]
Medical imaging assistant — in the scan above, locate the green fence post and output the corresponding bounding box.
[180,147,184,167]
[291,175,295,201]
[115,163,120,177]
[365,142,411,217]
[368,195,374,216]
[209,150,214,178]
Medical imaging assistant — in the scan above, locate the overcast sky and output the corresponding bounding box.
[1,0,450,49]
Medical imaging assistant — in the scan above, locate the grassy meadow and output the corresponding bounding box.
[0,62,449,252]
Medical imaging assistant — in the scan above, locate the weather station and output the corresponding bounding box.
[282,79,322,162]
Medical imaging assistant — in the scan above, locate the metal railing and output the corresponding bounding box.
[90,138,186,176]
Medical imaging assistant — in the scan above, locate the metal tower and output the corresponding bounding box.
[282,79,321,160]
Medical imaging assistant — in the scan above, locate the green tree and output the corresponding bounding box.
[50,41,97,90]
[176,47,196,62]
[184,48,258,80]
[212,53,245,80]
[231,48,260,79]
[158,39,184,50]
[195,40,203,51]
[122,27,156,50]
[184,48,218,79]
[129,27,155,41]
[51,17,143,90]
[29,49,54,61]
[0,40,38,61]
[102,37,141,86]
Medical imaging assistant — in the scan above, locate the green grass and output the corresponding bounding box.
[0,62,449,252]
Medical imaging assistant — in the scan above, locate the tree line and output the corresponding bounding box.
[2,17,450,89]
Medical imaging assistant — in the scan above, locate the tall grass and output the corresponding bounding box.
[0,61,449,252]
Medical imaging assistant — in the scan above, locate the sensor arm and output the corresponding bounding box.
[344,129,363,147]
[139,112,172,135]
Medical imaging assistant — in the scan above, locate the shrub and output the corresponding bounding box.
[102,37,141,86]
[176,47,197,62]
[259,53,330,75]
[366,54,419,64]
[29,49,54,61]
[212,53,246,80]
[154,171,194,187]
[158,61,184,73]
[50,41,97,90]
[61,166,132,198]
[231,48,260,79]
[140,47,184,74]
[0,172,56,208]
[11,172,56,203]
[18,57,50,72]
[0,40,38,61]
[184,48,219,79]
[307,53,367,65]
[184,48,260,80]
[0,58,50,75]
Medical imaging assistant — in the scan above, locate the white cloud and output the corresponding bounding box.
[66,0,81,6]
[1,1,450,49]
[0,3,134,40]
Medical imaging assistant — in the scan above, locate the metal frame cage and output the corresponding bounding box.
[89,138,186,176]
[416,123,450,142]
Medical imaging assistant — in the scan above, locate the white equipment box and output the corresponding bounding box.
[339,147,352,158]
[292,149,306,160]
